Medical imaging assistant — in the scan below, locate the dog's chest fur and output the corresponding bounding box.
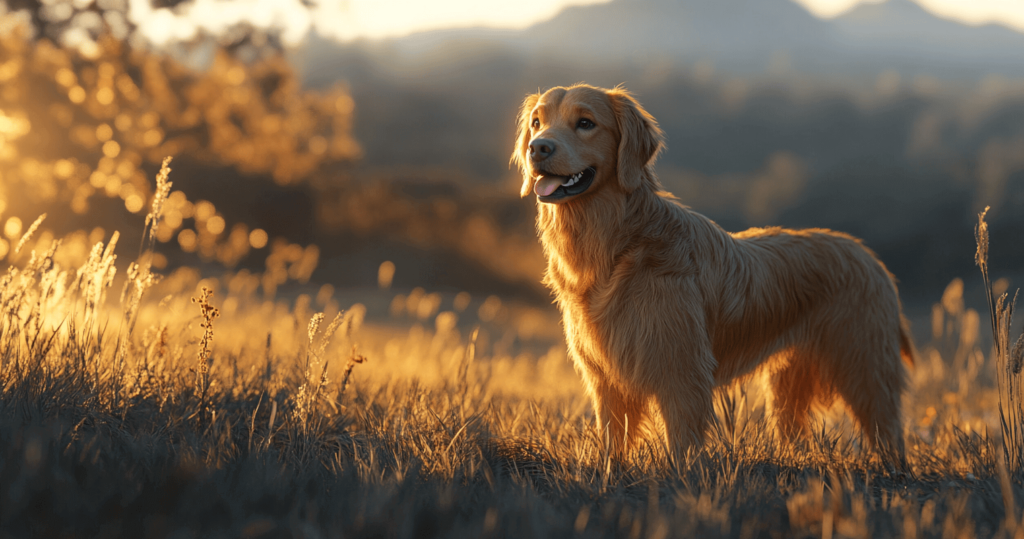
[536,195,698,384]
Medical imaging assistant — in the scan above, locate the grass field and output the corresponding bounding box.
[1,164,1024,539]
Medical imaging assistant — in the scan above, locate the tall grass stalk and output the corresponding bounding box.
[191,286,219,428]
[975,207,1024,475]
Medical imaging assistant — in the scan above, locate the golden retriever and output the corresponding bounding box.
[511,84,916,464]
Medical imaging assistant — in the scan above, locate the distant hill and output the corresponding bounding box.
[828,0,1024,77]
[514,0,831,74]
[301,0,1024,82]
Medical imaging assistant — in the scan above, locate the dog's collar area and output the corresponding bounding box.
[536,166,596,203]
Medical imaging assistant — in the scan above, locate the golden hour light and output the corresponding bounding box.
[5,0,1024,535]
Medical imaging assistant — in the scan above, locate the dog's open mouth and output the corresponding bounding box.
[533,167,596,202]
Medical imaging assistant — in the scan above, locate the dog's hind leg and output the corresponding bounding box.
[828,333,908,468]
[769,351,821,442]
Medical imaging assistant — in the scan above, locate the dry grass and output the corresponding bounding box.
[0,175,1022,539]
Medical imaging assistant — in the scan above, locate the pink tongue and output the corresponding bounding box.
[534,177,563,197]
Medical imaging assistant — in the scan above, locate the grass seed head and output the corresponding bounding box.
[14,213,46,255]
[975,206,990,269]
[307,312,324,345]
[191,286,220,366]
[1012,332,1024,375]
[145,157,173,242]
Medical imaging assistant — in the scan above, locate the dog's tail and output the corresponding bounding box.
[899,314,918,368]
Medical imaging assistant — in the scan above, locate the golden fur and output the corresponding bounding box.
[511,84,916,464]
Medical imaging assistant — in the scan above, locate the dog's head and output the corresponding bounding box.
[511,84,663,203]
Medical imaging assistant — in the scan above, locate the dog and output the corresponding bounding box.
[511,84,916,464]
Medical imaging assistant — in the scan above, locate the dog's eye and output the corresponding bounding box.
[531,118,540,129]
[577,118,595,130]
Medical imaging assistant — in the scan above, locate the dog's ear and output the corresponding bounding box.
[609,89,663,193]
[511,93,540,197]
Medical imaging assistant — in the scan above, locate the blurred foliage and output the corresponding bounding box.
[0,27,358,279]
[3,0,302,58]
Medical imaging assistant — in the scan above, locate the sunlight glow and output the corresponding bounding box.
[917,0,1024,30]
[310,0,612,41]
[792,0,882,18]
[794,0,1024,30]
[126,0,1024,49]
[129,0,614,45]
[129,0,315,45]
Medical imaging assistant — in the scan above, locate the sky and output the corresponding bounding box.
[131,0,1024,47]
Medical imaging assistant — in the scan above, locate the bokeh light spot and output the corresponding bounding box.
[248,228,268,249]
[478,295,502,322]
[125,194,144,213]
[140,112,159,129]
[156,222,175,243]
[194,200,215,221]
[114,113,132,131]
[453,292,471,312]
[102,140,120,158]
[104,175,121,197]
[96,87,114,105]
[118,183,136,199]
[435,311,457,334]
[89,171,107,188]
[95,124,113,141]
[116,159,135,178]
[98,157,116,174]
[55,68,76,87]
[4,217,22,239]
[165,209,183,229]
[68,86,85,103]
[206,215,225,235]
[71,193,89,214]
[178,229,197,252]
[378,260,395,289]
[142,128,163,147]
[53,159,75,179]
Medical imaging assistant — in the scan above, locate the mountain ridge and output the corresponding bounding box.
[302,0,1024,80]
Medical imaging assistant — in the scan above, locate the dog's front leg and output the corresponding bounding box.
[631,283,716,463]
[652,355,714,463]
[575,360,645,456]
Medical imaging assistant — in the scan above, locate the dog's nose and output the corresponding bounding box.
[529,138,556,160]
